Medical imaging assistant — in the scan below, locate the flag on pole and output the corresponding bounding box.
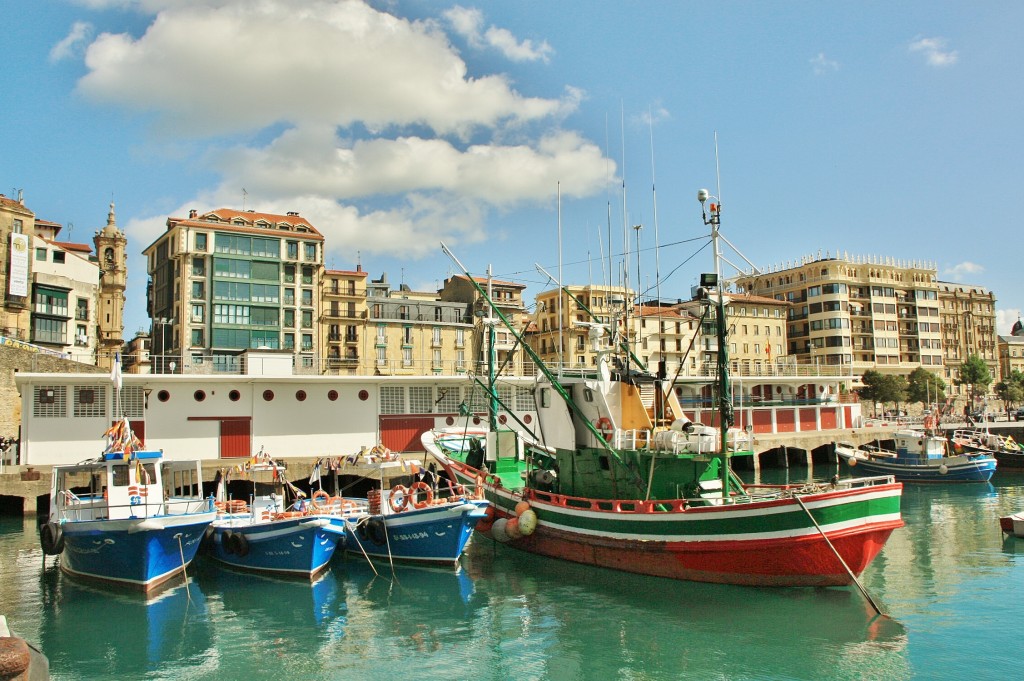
[111,352,123,393]
[765,343,772,361]
[308,461,321,486]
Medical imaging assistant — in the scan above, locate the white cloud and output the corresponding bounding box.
[996,309,1022,336]
[444,5,553,63]
[49,22,93,63]
[81,2,611,264]
[909,37,958,67]
[78,1,570,137]
[810,52,839,76]
[943,261,984,279]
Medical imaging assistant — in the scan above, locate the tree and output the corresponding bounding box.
[995,370,1024,410]
[907,368,946,407]
[957,354,993,403]
[859,370,909,416]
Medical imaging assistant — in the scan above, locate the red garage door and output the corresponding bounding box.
[379,416,436,453]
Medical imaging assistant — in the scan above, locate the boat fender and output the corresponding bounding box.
[230,532,250,557]
[222,530,236,555]
[514,500,531,516]
[848,457,857,467]
[366,517,387,546]
[506,517,522,539]
[200,525,215,552]
[491,518,511,543]
[518,509,538,536]
[389,485,409,513]
[357,520,369,541]
[409,481,433,509]
[40,522,64,556]
[939,464,949,475]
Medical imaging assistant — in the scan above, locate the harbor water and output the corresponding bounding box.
[3,467,1024,681]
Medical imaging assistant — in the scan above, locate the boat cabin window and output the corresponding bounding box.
[112,466,129,487]
[540,388,550,408]
[583,388,593,402]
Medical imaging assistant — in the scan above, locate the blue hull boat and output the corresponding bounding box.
[41,443,216,592]
[836,429,996,483]
[342,498,490,564]
[208,513,346,578]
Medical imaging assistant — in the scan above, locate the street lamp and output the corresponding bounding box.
[157,317,174,373]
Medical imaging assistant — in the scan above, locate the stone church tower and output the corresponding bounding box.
[93,201,127,370]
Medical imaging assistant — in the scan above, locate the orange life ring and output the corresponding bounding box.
[410,481,434,509]
[311,489,330,510]
[389,485,409,513]
[594,417,614,439]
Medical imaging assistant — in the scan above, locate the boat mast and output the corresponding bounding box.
[699,189,733,500]
[487,265,498,432]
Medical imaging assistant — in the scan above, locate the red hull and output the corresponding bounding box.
[489,522,901,587]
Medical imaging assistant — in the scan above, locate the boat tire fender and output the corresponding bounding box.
[222,530,236,555]
[367,517,387,546]
[230,531,250,557]
[201,525,215,551]
[40,522,64,555]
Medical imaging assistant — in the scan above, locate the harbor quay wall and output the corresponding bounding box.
[9,425,1020,516]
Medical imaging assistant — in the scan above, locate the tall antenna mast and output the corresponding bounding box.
[557,182,563,376]
[649,108,662,310]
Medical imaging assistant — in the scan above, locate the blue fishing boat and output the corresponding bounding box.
[39,421,216,591]
[206,462,350,579]
[338,457,490,565]
[835,429,996,482]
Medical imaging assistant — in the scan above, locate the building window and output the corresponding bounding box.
[195,233,207,251]
[52,251,65,264]
[287,241,298,259]
[301,334,313,351]
[35,248,46,261]
[456,328,465,348]
[192,281,204,298]
[301,310,313,328]
[34,386,66,418]
[284,333,295,350]
[76,298,89,321]
[73,385,106,418]
[376,346,387,366]
[192,257,205,276]
[284,309,295,328]
[191,328,205,346]
[302,267,313,285]
[304,243,316,261]
[301,289,312,306]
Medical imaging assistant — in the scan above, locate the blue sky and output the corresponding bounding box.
[4,1,1022,338]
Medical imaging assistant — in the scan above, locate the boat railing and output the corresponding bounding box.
[57,494,212,521]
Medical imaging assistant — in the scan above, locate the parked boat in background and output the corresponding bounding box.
[427,194,904,588]
[337,454,490,566]
[39,419,216,591]
[836,430,997,483]
[999,512,1024,538]
[206,457,350,579]
[948,428,1024,470]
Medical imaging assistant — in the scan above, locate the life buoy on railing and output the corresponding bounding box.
[594,417,614,439]
[389,485,409,513]
[409,481,433,509]
[311,489,330,510]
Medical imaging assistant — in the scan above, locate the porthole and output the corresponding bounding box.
[498,414,507,424]
[473,417,481,425]
[194,390,206,402]
[328,390,339,401]
[296,390,307,402]
[263,390,275,401]
[445,416,455,426]
[358,390,369,401]
[524,414,533,424]
[157,390,170,403]
[229,390,241,402]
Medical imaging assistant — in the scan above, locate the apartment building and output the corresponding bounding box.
[530,284,633,370]
[438,274,529,376]
[367,273,474,375]
[998,320,1024,380]
[321,267,368,375]
[1,193,125,365]
[143,208,324,374]
[938,282,998,393]
[736,254,943,376]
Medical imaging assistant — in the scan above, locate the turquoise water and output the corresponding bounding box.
[3,468,1024,681]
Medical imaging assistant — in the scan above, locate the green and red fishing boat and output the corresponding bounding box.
[428,193,903,587]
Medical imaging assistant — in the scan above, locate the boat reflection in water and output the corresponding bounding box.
[38,565,213,679]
